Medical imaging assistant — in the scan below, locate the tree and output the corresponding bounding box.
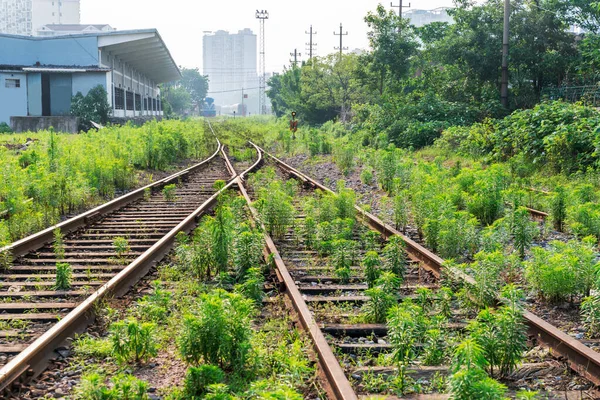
[161,85,192,117]
[70,85,111,131]
[180,68,209,105]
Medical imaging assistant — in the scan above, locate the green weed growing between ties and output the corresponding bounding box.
[55,262,72,290]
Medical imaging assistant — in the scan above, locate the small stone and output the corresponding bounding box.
[377,339,386,345]
[575,333,584,340]
[351,373,362,382]
[148,363,157,368]
[148,387,157,393]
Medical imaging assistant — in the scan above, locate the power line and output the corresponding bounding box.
[290,49,302,66]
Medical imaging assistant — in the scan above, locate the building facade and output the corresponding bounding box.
[203,29,259,116]
[0,29,180,125]
[37,23,114,37]
[0,0,80,36]
[405,8,453,27]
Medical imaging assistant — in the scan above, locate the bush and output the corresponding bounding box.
[360,166,374,185]
[110,319,157,364]
[75,373,149,400]
[178,290,254,369]
[254,182,295,239]
[382,236,407,279]
[232,229,264,278]
[70,85,111,131]
[0,122,12,133]
[581,295,600,338]
[525,237,599,302]
[55,262,72,290]
[184,365,225,398]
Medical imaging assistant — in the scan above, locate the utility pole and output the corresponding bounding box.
[390,0,410,19]
[305,25,317,60]
[333,23,348,56]
[256,10,269,115]
[290,49,302,67]
[501,0,510,108]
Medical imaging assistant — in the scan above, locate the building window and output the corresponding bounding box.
[158,99,161,112]
[144,97,148,111]
[126,91,134,110]
[114,88,124,110]
[5,79,20,88]
[152,98,157,111]
[135,94,142,111]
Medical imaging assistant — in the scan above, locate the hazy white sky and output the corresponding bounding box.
[81,0,455,74]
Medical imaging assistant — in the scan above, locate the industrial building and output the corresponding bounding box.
[0,29,181,128]
[203,29,259,116]
[0,0,81,36]
[37,23,115,37]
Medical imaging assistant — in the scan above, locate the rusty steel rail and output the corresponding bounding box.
[254,143,600,388]
[0,136,229,391]
[231,143,357,400]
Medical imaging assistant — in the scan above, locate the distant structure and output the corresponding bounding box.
[0,0,81,36]
[37,23,114,37]
[404,8,453,27]
[0,29,181,130]
[203,29,259,116]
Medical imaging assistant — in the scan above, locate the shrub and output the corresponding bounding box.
[438,211,479,260]
[393,193,409,232]
[510,207,539,259]
[360,166,374,185]
[208,205,234,274]
[136,282,172,322]
[0,122,12,133]
[460,251,509,308]
[177,290,254,369]
[184,365,225,398]
[361,230,381,252]
[235,267,264,305]
[568,202,600,239]
[334,181,356,219]
[377,149,397,193]
[70,85,111,131]
[110,319,157,364]
[55,262,72,290]
[334,145,354,176]
[524,237,599,302]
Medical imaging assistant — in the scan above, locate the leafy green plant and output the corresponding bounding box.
[581,295,600,338]
[334,181,356,219]
[254,181,295,239]
[184,365,225,398]
[422,328,446,366]
[113,236,130,260]
[75,373,149,400]
[360,166,374,185]
[55,262,72,290]
[363,286,396,324]
[235,267,264,305]
[53,228,65,260]
[525,237,599,302]
[209,205,234,274]
[162,184,177,202]
[362,230,380,252]
[232,229,263,278]
[110,318,157,364]
[177,290,254,369]
[136,281,172,322]
[363,251,381,288]
[393,193,409,232]
[334,145,355,176]
[448,339,507,400]
[511,207,539,259]
[551,186,567,232]
[382,236,406,279]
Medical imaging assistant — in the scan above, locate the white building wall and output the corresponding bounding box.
[31,0,80,33]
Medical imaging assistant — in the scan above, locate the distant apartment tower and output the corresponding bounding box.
[0,0,80,36]
[203,29,258,115]
[405,8,453,27]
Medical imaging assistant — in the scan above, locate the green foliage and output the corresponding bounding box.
[334,181,356,219]
[510,207,539,259]
[70,85,111,131]
[232,229,263,278]
[110,319,157,364]
[334,145,355,176]
[568,202,600,239]
[581,295,600,338]
[184,365,225,398]
[392,194,409,232]
[235,267,265,305]
[209,205,234,274]
[113,236,130,259]
[460,251,513,309]
[136,282,172,322]
[0,122,12,133]
[360,166,374,185]
[254,181,295,239]
[381,236,406,278]
[55,262,72,290]
[551,186,567,232]
[363,250,381,288]
[162,184,177,202]
[177,290,254,369]
[53,228,65,260]
[525,237,599,302]
[75,373,149,400]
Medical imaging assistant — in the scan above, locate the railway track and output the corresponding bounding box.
[0,128,235,392]
[237,143,600,399]
[2,123,599,398]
